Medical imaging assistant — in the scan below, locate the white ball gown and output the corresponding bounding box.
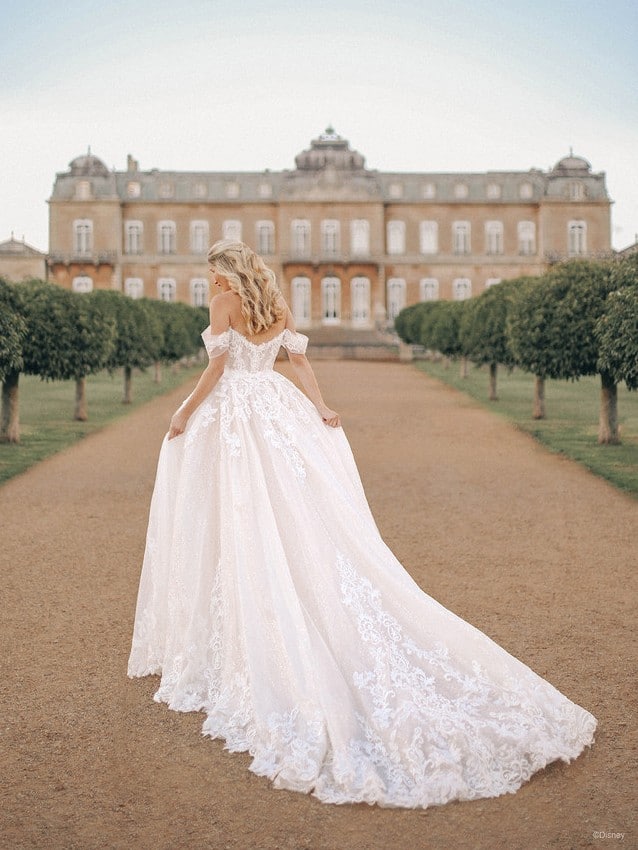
[127,325,597,809]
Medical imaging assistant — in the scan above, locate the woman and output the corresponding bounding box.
[128,240,596,808]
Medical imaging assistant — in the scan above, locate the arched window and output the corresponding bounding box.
[453,221,471,254]
[454,182,469,199]
[223,220,242,241]
[387,221,405,255]
[73,219,93,255]
[291,220,311,257]
[485,221,504,255]
[452,278,472,300]
[568,220,587,255]
[387,278,406,321]
[419,221,438,254]
[519,181,534,200]
[291,277,311,327]
[321,220,340,256]
[256,221,275,255]
[190,221,209,254]
[190,278,208,307]
[350,277,371,326]
[350,219,370,256]
[518,221,536,255]
[321,277,341,324]
[72,276,93,293]
[486,182,501,199]
[125,221,143,254]
[76,180,91,200]
[419,278,439,301]
[569,182,585,201]
[157,221,176,254]
[124,278,144,299]
[157,278,176,302]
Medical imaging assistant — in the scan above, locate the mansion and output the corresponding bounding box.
[47,129,612,328]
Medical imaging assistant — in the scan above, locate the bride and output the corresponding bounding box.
[127,240,596,809]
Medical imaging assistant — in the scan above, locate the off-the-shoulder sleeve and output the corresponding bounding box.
[201,326,231,359]
[281,329,309,354]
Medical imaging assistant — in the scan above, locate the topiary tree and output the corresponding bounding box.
[91,290,163,403]
[141,299,199,382]
[0,279,27,443]
[459,281,519,401]
[421,301,468,376]
[596,254,638,424]
[394,303,430,345]
[68,291,117,420]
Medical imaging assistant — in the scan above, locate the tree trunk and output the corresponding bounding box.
[598,371,620,445]
[532,375,546,420]
[153,361,162,383]
[459,356,468,379]
[488,362,498,401]
[1,370,20,443]
[123,366,133,404]
[74,376,88,421]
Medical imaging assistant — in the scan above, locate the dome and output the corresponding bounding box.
[68,151,109,177]
[552,152,591,174]
[295,127,366,172]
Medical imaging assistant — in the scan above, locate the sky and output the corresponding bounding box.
[1,0,637,251]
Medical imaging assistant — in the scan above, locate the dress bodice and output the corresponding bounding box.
[201,326,309,372]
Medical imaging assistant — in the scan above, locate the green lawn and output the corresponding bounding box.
[0,365,202,485]
[416,359,638,498]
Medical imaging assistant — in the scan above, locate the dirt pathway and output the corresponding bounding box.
[1,361,635,850]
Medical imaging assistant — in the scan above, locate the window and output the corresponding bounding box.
[222,220,242,241]
[291,277,311,327]
[419,278,439,301]
[518,221,536,255]
[568,220,587,256]
[350,277,371,326]
[485,221,504,255]
[569,181,586,201]
[157,221,176,254]
[291,220,311,257]
[190,221,209,254]
[389,182,403,198]
[157,278,176,302]
[321,277,341,324]
[485,278,501,288]
[419,221,438,254]
[72,276,93,293]
[73,219,93,255]
[225,181,240,198]
[125,221,143,254]
[387,221,405,255]
[486,182,501,200]
[258,182,272,198]
[387,278,406,321]
[454,182,469,199]
[256,221,275,255]
[194,182,207,198]
[76,180,91,200]
[350,220,370,256]
[159,182,174,198]
[453,278,472,300]
[519,181,533,199]
[190,278,208,307]
[321,220,340,256]
[124,277,144,299]
[452,221,471,254]
[127,181,141,198]
[422,182,436,199]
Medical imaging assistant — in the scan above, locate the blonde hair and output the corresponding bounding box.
[207,240,284,334]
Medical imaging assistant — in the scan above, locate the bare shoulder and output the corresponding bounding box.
[209,291,237,333]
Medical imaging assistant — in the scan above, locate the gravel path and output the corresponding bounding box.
[1,361,635,850]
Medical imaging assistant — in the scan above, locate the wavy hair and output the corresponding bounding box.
[207,240,284,334]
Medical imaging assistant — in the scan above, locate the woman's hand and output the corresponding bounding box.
[168,408,189,440]
[318,406,341,428]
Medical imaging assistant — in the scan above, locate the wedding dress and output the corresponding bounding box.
[127,325,596,809]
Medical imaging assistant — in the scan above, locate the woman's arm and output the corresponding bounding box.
[282,306,340,428]
[167,294,231,440]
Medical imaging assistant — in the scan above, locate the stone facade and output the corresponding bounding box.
[48,131,612,327]
[0,236,47,282]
